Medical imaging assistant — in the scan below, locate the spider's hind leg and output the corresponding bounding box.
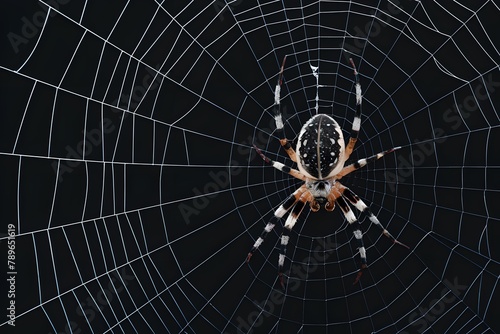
[246,185,307,262]
[278,198,308,290]
[334,195,368,285]
[333,182,409,285]
[246,184,310,290]
[342,186,409,249]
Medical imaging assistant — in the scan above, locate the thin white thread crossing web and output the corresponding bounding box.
[0,1,499,333]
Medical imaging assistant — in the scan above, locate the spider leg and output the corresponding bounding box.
[332,181,409,284]
[273,56,298,162]
[246,185,307,262]
[278,193,309,290]
[340,184,410,250]
[253,144,306,181]
[336,146,401,180]
[334,194,368,285]
[344,58,362,162]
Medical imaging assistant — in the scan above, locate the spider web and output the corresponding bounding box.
[0,1,499,333]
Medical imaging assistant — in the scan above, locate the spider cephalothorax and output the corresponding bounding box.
[305,178,334,211]
[247,57,409,288]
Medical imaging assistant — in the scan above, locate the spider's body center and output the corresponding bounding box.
[306,179,333,204]
[296,114,345,180]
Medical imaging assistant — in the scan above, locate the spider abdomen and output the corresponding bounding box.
[295,114,345,179]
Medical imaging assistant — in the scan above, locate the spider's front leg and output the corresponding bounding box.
[338,58,403,182]
[272,56,298,162]
[344,58,362,162]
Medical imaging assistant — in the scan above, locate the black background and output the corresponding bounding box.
[1,1,499,333]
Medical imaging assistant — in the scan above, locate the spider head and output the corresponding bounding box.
[306,179,332,202]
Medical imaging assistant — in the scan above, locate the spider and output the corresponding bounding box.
[246,56,409,288]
